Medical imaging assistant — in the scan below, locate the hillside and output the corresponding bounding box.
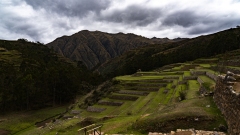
[6,50,239,134]
[0,39,102,113]
[46,30,180,69]
[1,28,240,134]
[98,28,240,77]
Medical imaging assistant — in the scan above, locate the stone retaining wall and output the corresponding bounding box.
[98,100,123,106]
[214,76,240,135]
[178,80,187,84]
[118,90,149,96]
[206,72,218,81]
[138,83,167,87]
[87,106,106,112]
[183,76,197,80]
[191,70,206,75]
[197,77,204,84]
[163,76,179,79]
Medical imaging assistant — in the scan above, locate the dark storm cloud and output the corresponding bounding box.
[7,23,41,40]
[24,0,111,17]
[188,18,240,35]
[160,9,240,35]
[162,10,200,27]
[3,17,42,41]
[98,5,161,26]
[1,0,240,43]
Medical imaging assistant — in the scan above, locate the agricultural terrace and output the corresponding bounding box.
[5,59,232,135]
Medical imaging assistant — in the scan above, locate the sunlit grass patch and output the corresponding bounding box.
[199,75,215,84]
[115,75,163,81]
[187,80,200,99]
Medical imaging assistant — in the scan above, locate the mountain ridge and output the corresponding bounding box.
[47,30,183,69]
[97,27,240,77]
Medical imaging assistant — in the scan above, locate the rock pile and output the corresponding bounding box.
[148,129,226,135]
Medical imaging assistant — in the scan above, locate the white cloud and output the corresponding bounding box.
[0,0,240,43]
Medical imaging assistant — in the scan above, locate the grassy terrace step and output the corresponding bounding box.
[199,75,215,84]
[106,100,135,115]
[98,100,124,106]
[159,71,184,75]
[123,82,167,87]
[138,83,167,87]
[115,75,163,81]
[163,76,179,79]
[109,94,139,101]
[133,72,160,76]
[192,68,217,74]
[136,79,170,83]
[137,87,160,91]
[118,92,159,115]
[117,90,149,96]
[187,80,200,99]
[83,105,118,116]
[86,106,106,113]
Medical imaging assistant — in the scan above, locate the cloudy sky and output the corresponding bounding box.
[1,0,240,43]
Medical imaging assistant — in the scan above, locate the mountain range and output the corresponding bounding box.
[97,28,240,77]
[47,30,185,69]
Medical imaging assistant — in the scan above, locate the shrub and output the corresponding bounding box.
[179,90,187,101]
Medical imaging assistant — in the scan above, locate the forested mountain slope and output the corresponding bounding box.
[0,39,102,113]
[98,28,240,77]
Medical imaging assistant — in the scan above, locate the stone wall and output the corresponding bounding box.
[183,76,197,80]
[214,76,240,135]
[178,80,187,85]
[163,76,179,79]
[191,70,206,75]
[197,77,204,84]
[206,72,218,81]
